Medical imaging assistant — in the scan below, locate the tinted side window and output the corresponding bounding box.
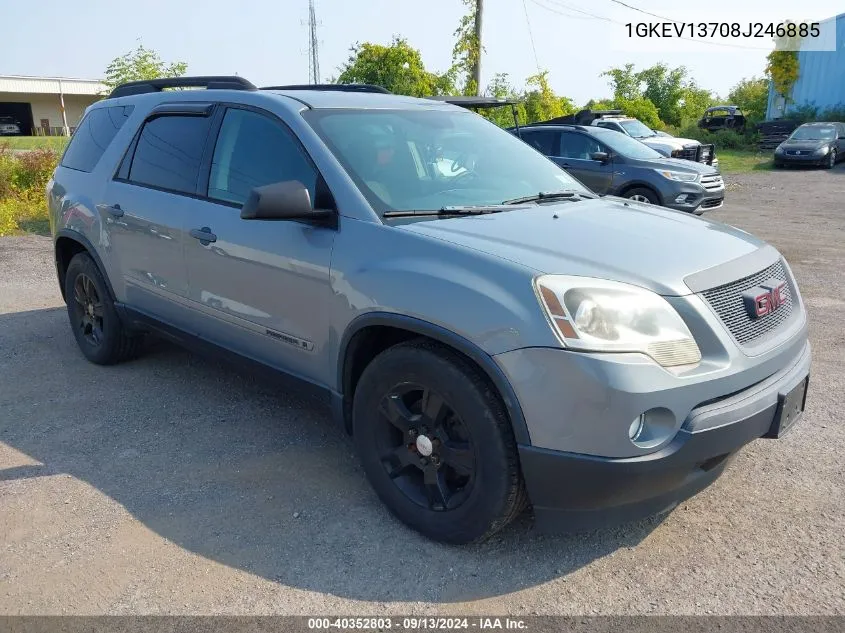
[521,129,558,156]
[559,132,603,159]
[60,105,134,173]
[208,108,317,206]
[128,115,212,195]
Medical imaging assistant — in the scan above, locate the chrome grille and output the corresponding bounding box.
[699,198,723,209]
[701,174,724,191]
[701,260,796,346]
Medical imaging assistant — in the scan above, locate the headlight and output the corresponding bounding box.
[815,145,830,155]
[654,169,700,183]
[534,275,702,367]
[775,146,785,154]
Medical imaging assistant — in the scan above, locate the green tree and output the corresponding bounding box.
[103,44,187,92]
[676,84,716,126]
[727,77,769,124]
[481,73,524,127]
[614,96,662,129]
[336,37,454,97]
[601,63,641,101]
[452,0,482,96]
[521,71,574,124]
[636,63,687,126]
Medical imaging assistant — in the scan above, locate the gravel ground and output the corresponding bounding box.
[1,168,843,616]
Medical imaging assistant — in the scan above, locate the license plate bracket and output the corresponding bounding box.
[765,376,809,439]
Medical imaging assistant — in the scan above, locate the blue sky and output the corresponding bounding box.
[2,0,841,103]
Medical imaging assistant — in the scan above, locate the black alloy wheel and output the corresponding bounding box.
[71,273,105,348]
[375,382,475,512]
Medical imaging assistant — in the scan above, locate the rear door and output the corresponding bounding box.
[102,105,215,328]
[554,131,614,194]
[519,128,559,157]
[182,105,336,383]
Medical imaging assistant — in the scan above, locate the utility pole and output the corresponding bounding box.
[308,0,321,84]
[473,0,483,95]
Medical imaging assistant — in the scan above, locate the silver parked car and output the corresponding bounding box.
[47,77,810,544]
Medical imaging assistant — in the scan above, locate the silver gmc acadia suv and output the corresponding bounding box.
[47,77,811,544]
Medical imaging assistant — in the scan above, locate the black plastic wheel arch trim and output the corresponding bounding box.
[54,229,118,305]
[337,312,532,446]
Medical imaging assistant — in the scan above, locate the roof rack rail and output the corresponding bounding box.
[108,76,257,99]
[262,83,392,94]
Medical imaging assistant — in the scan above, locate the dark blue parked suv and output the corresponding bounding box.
[514,124,725,214]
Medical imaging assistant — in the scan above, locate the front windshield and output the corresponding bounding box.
[619,119,656,138]
[790,126,836,141]
[591,128,665,160]
[303,109,590,213]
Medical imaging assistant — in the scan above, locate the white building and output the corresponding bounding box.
[0,75,107,136]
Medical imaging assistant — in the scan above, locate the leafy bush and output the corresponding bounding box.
[672,124,759,151]
[0,142,59,236]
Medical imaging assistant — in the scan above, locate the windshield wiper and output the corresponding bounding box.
[383,205,512,218]
[502,190,596,205]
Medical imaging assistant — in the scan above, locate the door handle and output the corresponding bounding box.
[190,227,217,245]
[98,203,124,218]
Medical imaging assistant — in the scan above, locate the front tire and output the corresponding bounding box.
[64,252,142,365]
[624,187,660,205]
[352,340,527,544]
[826,149,837,169]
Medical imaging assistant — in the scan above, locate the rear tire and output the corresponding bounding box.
[64,252,143,365]
[352,340,527,544]
[624,187,660,205]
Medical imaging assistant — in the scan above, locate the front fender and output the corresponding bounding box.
[329,219,558,361]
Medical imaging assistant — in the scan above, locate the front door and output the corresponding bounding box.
[554,131,614,194]
[183,106,336,383]
[102,110,215,328]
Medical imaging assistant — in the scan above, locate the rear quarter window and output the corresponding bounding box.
[60,105,135,173]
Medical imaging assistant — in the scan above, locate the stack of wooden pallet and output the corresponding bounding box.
[756,120,799,151]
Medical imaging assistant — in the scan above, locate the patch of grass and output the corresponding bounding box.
[0,144,58,236]
[717,150,774,173]
[0,194,50,236]
[1,136,69,151]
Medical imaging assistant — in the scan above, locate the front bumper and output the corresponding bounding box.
[661,181,724,213]
[775,152,829,166]
[516,340,811,532]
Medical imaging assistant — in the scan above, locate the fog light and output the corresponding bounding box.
[628,415,645,441]
[674,194,690,204]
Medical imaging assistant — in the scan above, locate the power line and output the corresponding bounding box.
[529,0,612,22]
[606,0,677,23]
[521,0,541,72]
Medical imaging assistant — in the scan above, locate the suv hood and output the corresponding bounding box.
[641,156,718,174]
[396,197,765,296]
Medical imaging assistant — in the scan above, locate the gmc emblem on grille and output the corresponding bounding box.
[742,279,788,318]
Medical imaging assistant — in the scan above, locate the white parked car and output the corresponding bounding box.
[0,116,22,136]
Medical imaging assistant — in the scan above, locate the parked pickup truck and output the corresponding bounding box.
[545,110,717,168]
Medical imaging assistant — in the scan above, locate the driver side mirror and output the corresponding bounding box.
[240,180,334,223]
[590,151,610,163]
